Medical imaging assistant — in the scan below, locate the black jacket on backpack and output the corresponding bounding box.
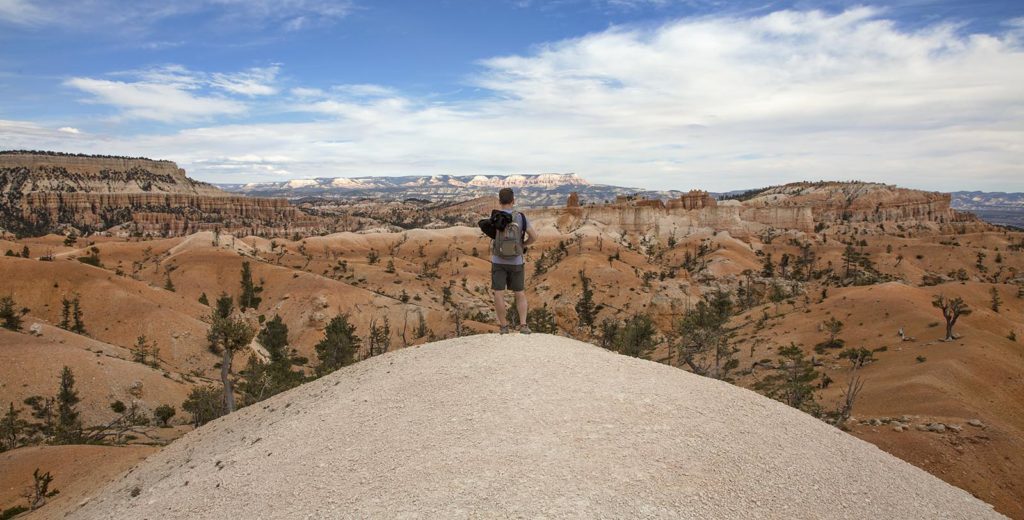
[478,210,527,251]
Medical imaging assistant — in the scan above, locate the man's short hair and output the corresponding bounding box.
[498,188,515,205]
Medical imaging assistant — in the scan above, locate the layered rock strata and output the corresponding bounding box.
[0,153,323,236]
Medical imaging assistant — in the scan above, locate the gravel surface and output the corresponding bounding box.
[72,334,1003,519]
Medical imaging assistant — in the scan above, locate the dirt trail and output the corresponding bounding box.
[72,334,1003,519]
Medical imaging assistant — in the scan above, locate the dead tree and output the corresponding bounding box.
[931,294,971,341]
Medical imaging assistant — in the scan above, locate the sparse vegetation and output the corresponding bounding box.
[753,344,820,416]
[54,366,82,444]
[241,315,304,404]
[76,246,102,267]
[674,290,737,380]
[182,386,224,427]
[0,295,23,331]
[613,314,658,359]
[239,261,263,311]
[154,405,176,427]
[526,304,558,334]
[207,294,256,413]
[59,295,86,334]
[931,294,971,341]
[574,270,595,331]
[814,317,845,353]
[315,314,361,376]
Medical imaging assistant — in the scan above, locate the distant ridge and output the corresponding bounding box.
[218,173,678,207]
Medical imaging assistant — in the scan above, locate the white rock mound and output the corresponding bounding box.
[74,335,1003,519]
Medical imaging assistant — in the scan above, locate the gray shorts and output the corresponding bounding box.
[491,263,525,292]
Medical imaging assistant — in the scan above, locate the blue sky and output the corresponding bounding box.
[1,0,1023,191]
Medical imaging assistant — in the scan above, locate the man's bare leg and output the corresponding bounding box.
[494,290,508,327]
[514,291,528,326]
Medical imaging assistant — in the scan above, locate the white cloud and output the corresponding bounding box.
[66,77,247,122]
[65,64,281,122]
[290,87,326,98]
[0,0,354,31]
[58,126,80,134]
[22,9,1024,191]
[0,0,47,25]
[210,65,281,96]
[330,84,398,98]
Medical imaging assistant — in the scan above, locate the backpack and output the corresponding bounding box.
[492,211,525,258]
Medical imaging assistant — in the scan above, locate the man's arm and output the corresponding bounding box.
[524,222,537,246]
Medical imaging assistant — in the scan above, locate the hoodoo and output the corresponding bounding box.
[72,335,1001,519]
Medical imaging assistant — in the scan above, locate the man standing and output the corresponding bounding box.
[491,188,536,334]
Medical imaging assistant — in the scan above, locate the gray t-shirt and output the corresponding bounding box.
[490,210,526,266]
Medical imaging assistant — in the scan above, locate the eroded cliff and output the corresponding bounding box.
[0,153,322,236]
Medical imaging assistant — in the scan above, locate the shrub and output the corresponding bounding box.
[0,296,22,331]
[314,314,361,376]
[615,314,657,358]
[527,305,558,334]
[182,386,224,427]
[154,405,176,427]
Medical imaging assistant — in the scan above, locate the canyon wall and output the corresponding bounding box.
[547,182,985,239]
[742,182,959,224]
[546,201,814,238]
[0,153,324,236]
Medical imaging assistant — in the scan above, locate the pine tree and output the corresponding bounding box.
[207,297,255,413]
[599,319,620,350]
[198,292,209,306]
[760,252,775,278]
[615,314,657,358]
[0,295,22,331]
[154,404,176,427]
[182,386,224,427]
[753,344,820,416]
[164,275,175,292]
[367,316,392,356]
[1,402,26,451]
[815,317,845,352]
[990,286,1002,313]
[71,296,85,334]
[675,290,736,379]
[414,312,429,339]
[315,314,361,376]
[527,304,558,334]
[54,366,82,444]
[238,261,262,311]
[574,270,595,330]
[59,297,71,330]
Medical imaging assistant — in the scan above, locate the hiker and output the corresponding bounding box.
[480,187,537,334]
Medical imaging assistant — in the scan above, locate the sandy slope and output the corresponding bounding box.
[0,329,194,425]
[0,445,157,517]
[73,335,1001,519]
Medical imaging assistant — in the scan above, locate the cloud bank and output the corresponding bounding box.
[7,8,1024,191]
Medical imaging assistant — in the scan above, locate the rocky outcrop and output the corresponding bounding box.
[0,152,324,236]
[550,182,987,238]
[551,197,814,237]
[667,190,717,210]
[0,153,222,196]
[742,182,958,224]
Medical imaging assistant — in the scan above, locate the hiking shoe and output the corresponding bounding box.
[499,325,509,335]
[519,325,532,335]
